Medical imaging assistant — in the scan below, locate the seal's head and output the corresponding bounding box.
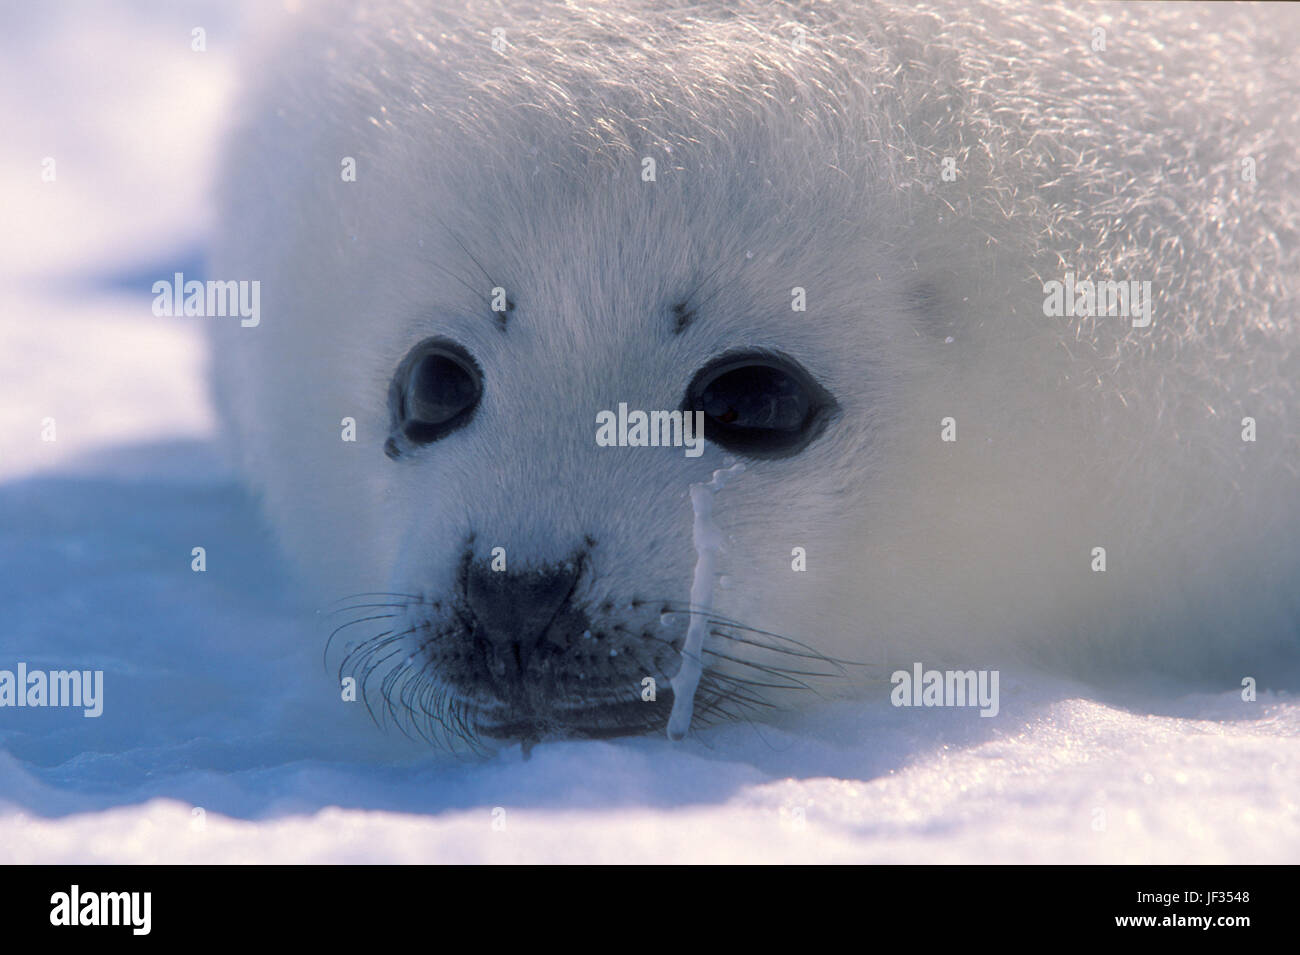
[323,124,889,743]
[213,0,940,746]
[212,1,1300,746]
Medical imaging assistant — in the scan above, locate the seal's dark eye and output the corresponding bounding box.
[683,351,837,458]
[387,339,482,455]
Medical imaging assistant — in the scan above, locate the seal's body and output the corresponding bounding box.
[211,1,1299,745]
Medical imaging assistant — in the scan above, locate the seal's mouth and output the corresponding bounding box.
[438,623,686,742]
[473,695,674,742]
[330,603,693,748]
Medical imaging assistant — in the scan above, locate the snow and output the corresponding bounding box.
[2,0,1297,864]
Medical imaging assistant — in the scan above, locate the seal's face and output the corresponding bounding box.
[276,52,956,743]
[213,0,964,750]
[369,329,843,741]
[347,191,882,742]
[227,8,957,744]
[249,0,976,750]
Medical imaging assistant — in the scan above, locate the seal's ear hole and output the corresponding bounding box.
[908,279,941,315]
[681,351,838,459]
[907,278,956,341]
[387,338,483,453]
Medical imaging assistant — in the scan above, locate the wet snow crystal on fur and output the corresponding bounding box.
[667,461,746,740]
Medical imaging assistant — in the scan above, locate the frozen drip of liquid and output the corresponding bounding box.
[667,461,745,740]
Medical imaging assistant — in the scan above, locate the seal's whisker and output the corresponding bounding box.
[325,613,398,666]
[427,259,487,302]
[341,628,412,683]
[705,655,841,704]
[707,619,868,668]
[334,613,492,756]
[707,676,782,708]
[327,602,414,615]
[639,626,833,723]
[343,627,418,726]
[639,630,814,698]
[703,665,815,696]
[380,658,413,732]
[338,629,407,669]
[709,628,852,681]
[708,627,850,670]
[330,591,425,605]
[695,675,775,718]
[700,642,831,682]
[701,650,827,690]
[699,670,810,693]
[359,647,411,727]
[657,601,867,668]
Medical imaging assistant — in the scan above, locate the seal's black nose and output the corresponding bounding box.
[463,558,584,677]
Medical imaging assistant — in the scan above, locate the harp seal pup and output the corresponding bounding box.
[210,0,1299,747]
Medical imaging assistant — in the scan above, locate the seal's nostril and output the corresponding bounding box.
[462,558,583,667]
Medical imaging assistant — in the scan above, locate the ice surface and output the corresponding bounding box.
[1,0,1296,865]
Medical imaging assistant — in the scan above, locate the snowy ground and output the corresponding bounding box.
[2,0,1297,864]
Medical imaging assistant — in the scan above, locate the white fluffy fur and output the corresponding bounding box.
[211,0,1299,736]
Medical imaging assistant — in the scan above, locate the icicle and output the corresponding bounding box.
[667,460,745,740]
